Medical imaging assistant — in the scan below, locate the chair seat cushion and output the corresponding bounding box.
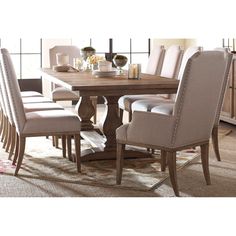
[151,103,174,115]
[24,102,64,113]
[52,87,79,101]
[22,97,53,104]
[20,91,43,98]
[23,110,81,135]
[131,97,173,112]
[118,94,161,112]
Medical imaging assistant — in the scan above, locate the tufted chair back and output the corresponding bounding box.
[0,48,26,133]
[145,45,165,75]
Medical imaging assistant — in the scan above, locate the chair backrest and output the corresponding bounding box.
[160,45,183,79]
[145,45,165,75]
[0,59,15,125]
[177,46,203,80]
[0,48,26,133]
[213,48,232,126]
[49,45,81,68]
[172,50,232,147]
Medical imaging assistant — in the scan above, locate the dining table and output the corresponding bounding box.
[41,68,179,161]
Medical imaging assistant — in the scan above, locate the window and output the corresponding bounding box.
[72,38,150,71]
[0,38,42,79]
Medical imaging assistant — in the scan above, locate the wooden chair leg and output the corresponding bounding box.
[211,125,221,161]
[52,136,55,146]
[0,111,3,137]
[200,142,211,185]
[116,143,125,185]
[1,115,6,142]
[74,134,81,172]
[167,151,179,197]
[161,150,167,171]
[8,125,16,160]
[5,123,12,152]
[61,135,67,158]
[128,112,132,122]
[14,137,26,176]
[3,118,9,149]
[67,135,72,161]
[12,134,19,165]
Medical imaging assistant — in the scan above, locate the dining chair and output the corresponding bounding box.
[0,51,66,162]
[151,47,232,163]
[116,50,233,196]
[131,46,203,113]
[118,45,166,122]
[49,45,98,123]
[0,48,81,175]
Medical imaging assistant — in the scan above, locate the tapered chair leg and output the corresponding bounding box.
[8,125,16,160]
[200,142,211,185]
[167,151,179,197]
[211,125,221,161]
[116,143,125,185]
[61,135,67,158]
[161,150,167,171]
[14,136,26,176]
[67,135,72,161]
[1,115,6,142]
[74,134,81,172]
[3,118,9,149]
[5,123,12,152]
[12,134,19,165]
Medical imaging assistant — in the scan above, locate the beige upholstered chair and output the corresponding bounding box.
[150,48,232,162]
[0,48,81,175]
[131,46,203,113]
[118,45,166,122]
[116,50,232,196]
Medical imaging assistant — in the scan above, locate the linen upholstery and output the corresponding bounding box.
[0,48,81,175]
[116,51,233,149]
[131,46,203,113]
[22,96,53,104]
[23,102,64,113]
[118,45,183,113]
[51,87,79,100]
[49,45,81,67]
[20,91,43,98]
[0,48,27,133]
[23,110,80,135]
[145,45,165,75]
[50,45,81,101]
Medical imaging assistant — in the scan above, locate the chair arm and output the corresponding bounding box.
[117,111,176,148]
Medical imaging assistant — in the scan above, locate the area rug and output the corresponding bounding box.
[0,137,199,191]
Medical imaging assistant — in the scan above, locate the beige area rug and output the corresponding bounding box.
[0,126,230,192]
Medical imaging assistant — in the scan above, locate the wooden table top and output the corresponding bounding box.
[41,68,179,96]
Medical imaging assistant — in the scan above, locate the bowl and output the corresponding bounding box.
[113,55,128,68]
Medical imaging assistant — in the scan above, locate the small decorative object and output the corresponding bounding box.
[128,64,141,80]
[113,54,128,75]
[98,60,112,71]
[81,46,96,71]
[53,65,70,72]
[87,55,105,71]
[56,53,69,66]
[73,57,84,71]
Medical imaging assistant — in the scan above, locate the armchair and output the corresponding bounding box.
[116,50,232,196]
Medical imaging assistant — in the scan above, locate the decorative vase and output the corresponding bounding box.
[92,63,98,71]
